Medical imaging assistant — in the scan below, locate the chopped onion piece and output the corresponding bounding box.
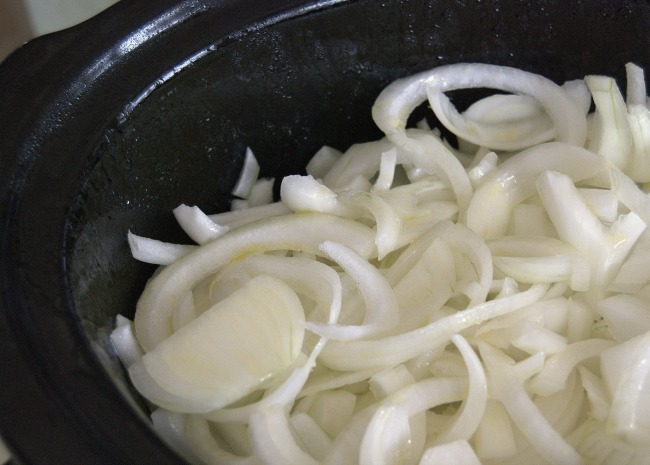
[434,335,487,443]
[480,343,583,465]
[626,63,647,107]
[232,147,260,199]
[248,178,275,207]
[173,204,229,245]
[127,231,195,265]
[110,315,143,368]
[280,175,339,214]
[306,145,343,179]
[586,75,633,170]
[528,339,615,396]
[603,331,650,446]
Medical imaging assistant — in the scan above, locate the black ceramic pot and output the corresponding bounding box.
[1,1,649,464]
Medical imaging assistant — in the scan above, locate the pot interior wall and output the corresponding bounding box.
[65,0,649,448]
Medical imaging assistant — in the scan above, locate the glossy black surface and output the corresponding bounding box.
[1,0,649,463]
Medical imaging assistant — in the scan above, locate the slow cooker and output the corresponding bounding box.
[1,0,649,463]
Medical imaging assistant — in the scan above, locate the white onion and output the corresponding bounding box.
[119,63,650,465]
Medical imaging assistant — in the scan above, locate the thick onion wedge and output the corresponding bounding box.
[130,275,305,413]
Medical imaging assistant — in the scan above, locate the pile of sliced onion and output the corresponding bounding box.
[112,63,650,465]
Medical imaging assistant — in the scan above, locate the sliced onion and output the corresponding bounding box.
[586,75,633,170]
[127,230,195,265]
[372,63,587,149]
[134,214,375,351]
[110,315,143,368]
[466,142,608,239]
[306,145,343,179]
[249,404,319,465]
[173,204,229,245]
[232,147,261,199]
[418,440,482,465]
[434,335,487,443]
[480,342,583,465]
[319,283,547,371]
[528,338,615,396]
[130,275,305,413]
[304,241,399,340]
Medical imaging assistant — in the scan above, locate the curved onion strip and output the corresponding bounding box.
[419,440,482,465]
[249,404,319,465]
[585,75,633,170]
[288,412,332,460]
[480,343,583,465]
[372,149,398,192]
[569,419,650,465]
[359,377,468,465]
[184,415,260,465]
[203,339,326,424]
[435,335,488,444]
[440,223,493,306]
[304,241,399,340]
[320,283,547,371]
[607,331,650,446]
[466,142,609,239]
[463,93,554,148]
[339,191,402,259]
[110,315,143,368]
[234,254,343,325]
[173,204,229,245]
[538,170,646,295]
[359,405,412,465]
[322,139,395,190]
[528,339,616,396]
[427,89,555,151]
[134,214,375,352]
[150,409,197,463]
[232,147,260,199]
[384,376,468,416]
[396,130,473,216]
[371,63,587,149]
[127,231,196,265]
[280,175,340,214]
[299,367,384,398]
